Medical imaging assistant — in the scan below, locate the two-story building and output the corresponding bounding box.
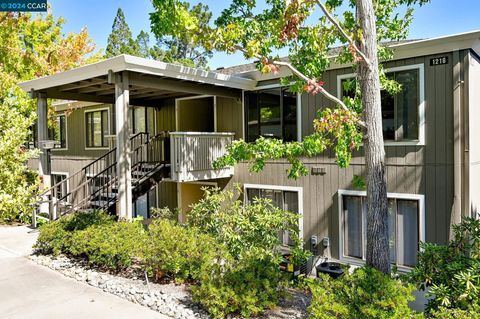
[21,30,480,269]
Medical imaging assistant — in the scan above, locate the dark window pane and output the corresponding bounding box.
[102,110,108,145]
[48,115,66,148]
[396,69,419,140]
[259,88,281,138]
[259,188,283,208]
[134,107,146,134]
[388,199,397,263]
[134,193,148,219]
[343,196,363,259]
[147,107,156,135]
[283,89,297,142]
[246,188,260,203]
[397,199,419,267]
[341,69,420,142]
[381,90,395,140]
[86,110,108,147]
[245,87,297,142]
[284,191,299,245]
[246,92,260,142]
[52,174,67,200]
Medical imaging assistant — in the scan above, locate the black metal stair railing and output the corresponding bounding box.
[34,132,169,222]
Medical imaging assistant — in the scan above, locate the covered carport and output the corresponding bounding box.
[19,55,256,219]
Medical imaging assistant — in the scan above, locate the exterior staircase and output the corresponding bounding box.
[35,132,169,221]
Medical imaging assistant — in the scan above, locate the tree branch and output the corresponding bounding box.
[272,60,366,128]
[232,45,366,128]
[314,0,371,67]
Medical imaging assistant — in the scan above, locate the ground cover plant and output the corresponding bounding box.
[408,217,480,315]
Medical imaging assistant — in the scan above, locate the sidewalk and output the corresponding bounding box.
[0,225,171,319]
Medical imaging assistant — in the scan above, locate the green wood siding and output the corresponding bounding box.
[227,52,463,256]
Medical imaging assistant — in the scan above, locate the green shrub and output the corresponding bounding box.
[186,187,308,318]
[188,186,306,260]
[308,267,420,319]
[191,251,285,319]
[35,210,114,255]
[66,221,146,270]
[142,219,223,282]
[408,217,480,312]
[428,305,480,319]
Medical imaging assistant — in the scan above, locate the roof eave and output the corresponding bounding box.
[19,54,257,94]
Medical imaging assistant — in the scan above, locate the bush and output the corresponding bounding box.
[191,252,285,319]
[428,305,480,319]
[142,219,224,282]
[67,221,146,270]
[35,210,114,255]
[308,267,420,319]
[408,217,480,312]
[186,187,307,318]
[188,186,306,260]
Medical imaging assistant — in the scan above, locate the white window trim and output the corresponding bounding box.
[51,171,70,201]
[244,83,302,142]
[243,183,304,242]
[337,63,425,146]
[84,107,111,150]
[51,113,68,151]
[337,189,425,272]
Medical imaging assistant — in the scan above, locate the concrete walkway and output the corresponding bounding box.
[0,225,170,319]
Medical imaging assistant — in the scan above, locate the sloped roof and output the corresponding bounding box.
[215,40,420,76]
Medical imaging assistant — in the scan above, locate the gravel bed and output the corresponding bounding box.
[29,254,310,319]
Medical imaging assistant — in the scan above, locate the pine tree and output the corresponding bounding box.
[105,8,139,58]
[136,30,150,58]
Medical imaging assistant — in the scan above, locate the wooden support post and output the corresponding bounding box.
[115,71,133,220]
[36,92,52,218]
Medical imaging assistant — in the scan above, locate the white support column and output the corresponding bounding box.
[115,71,133,220]
[37,92,48,177]
[37,92,52,217]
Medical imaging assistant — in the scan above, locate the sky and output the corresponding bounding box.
[47,0,480,69]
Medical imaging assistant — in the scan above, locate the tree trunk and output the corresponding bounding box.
[356,0,391,274]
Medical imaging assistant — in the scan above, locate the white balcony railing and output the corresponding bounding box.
[170,132,235,182]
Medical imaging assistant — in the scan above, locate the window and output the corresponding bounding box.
[48,114,67,149]
[51,173,68,201]
[339,65,424,143]
[339,190,424,268]
[85,109,109,148]
[129,107,156,135]
[133,186,158,219]
[245,185,303,246]
[245,87,297,142]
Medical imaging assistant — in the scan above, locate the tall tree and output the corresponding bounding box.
[0,12,99,223]
[152,0,429,273]
[136,30,151,58]
[150,1,213,67]
[105,8,139,57]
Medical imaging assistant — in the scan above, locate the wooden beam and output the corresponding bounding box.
[128,72,241,99]
[45,89,114,104]
[130,90,171,99]
[77,84,114,94]
[59,78,107,92]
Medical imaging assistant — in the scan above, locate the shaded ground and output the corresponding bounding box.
[0,225,170,319]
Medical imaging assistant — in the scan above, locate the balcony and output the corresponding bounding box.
[169,132,235,182]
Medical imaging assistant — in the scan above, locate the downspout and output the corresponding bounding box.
[462,52,471,218]
[452,50,464,238]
